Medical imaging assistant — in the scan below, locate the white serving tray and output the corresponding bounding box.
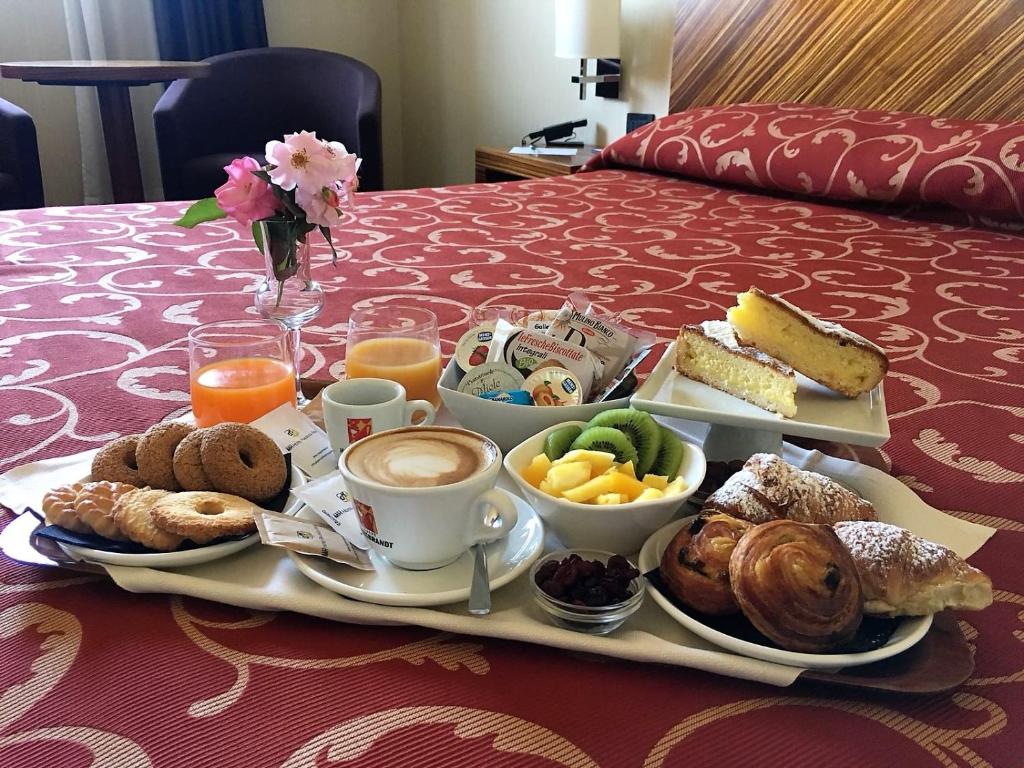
[631,342,890,447]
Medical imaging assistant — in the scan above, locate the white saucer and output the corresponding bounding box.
[287,489,545,607]
[57,468,306,569]
[638,518,932,670]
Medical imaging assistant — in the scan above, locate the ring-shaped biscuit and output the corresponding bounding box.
[150,491,256,541]
[199,423,286,502]
[136,422,195,491]
[173,429,212,491]
[91,435,143,486]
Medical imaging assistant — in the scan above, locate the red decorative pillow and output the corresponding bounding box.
[584,103,1024,220]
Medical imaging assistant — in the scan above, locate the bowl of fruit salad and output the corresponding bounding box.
[504,408,706,552]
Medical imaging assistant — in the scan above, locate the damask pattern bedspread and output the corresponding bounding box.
[1,155,1022,764]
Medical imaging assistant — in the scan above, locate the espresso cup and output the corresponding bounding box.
[338,426,517,570]
[322,378,436,458]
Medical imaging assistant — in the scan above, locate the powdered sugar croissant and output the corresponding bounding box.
[702,453,877,525]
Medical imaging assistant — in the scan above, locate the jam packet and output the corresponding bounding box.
[254,510,374,569]
[545,292,655,390]
[251,403,336,479]
[486,318,601,398]
[291,469,369,548]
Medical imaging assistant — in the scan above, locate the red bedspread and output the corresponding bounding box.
[1,168,1022,767]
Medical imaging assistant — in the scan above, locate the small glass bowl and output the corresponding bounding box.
[529,549,645,635]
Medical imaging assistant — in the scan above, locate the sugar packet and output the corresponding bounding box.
[254,510,374,569]
[251,403,336,478]
[290,469,369,548]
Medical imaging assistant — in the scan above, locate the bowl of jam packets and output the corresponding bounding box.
[438,294,654,453]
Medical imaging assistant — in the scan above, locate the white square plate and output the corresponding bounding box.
[630,342,889,447]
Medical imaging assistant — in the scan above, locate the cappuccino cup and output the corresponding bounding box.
[338,426,517,570]
[322,378,435,458]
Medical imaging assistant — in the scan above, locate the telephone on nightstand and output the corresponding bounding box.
[521,119,587,148]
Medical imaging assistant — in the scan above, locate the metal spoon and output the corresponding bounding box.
[468,506,507,615]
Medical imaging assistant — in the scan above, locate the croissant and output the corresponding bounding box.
[703,453,876,525]
[833,521,993,616]
[729,520,864,653]
[659,513,754,616]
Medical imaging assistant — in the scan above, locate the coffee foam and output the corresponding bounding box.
[346,428,495,488]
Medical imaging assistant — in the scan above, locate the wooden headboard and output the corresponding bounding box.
[670,0,1024,120]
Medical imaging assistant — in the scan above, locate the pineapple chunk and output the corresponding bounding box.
[539,479,562,498]
[521,454,552,487]
[618,460,637,479]
[642,474,669,490]
[663,477,689,497]
[635,487,665,501]
[553,449,616,475]
[595,492,627,505]
[544,461,592,492]
[561,473,619,503]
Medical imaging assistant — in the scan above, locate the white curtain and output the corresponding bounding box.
[61,0,164,203]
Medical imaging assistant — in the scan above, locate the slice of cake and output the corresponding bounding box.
[727,287,889,398]
[675,321,797,417]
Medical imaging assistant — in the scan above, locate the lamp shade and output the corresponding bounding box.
[555,0,621,59]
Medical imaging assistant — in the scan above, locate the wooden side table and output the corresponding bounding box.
[0,60,211,203]
[475,145,601,183]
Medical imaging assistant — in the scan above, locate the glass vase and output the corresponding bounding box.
[253,219,325,404]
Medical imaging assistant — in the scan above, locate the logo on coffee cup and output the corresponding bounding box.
[347,417,372,444]
[354,499,378,534]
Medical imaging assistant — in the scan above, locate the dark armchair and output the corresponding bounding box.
[154,47,383,200]
[0,98,44,210]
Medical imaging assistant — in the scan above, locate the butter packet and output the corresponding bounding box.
[251,403,336,479]
[254,510,374,569]
[486,318,600,398]
[291,469,369,548]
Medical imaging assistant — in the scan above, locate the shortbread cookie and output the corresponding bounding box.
[74,481,137,540]
[200,423,286,502]
[172,429,212,491]
[91,435,143,486]
[42,482,89,533]
[113,488,184,551]
[151,491,257,541]
[136,422,195,491]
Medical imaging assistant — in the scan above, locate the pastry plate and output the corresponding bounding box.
[287,489,545,607]
[56,468,306,568]
[631,342,890,447]
[638,518,932,670]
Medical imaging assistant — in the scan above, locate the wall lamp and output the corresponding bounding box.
[555,0,622,100]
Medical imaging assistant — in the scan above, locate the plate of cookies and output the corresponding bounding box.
[36,421,303,568]
[631,287,890,447]
[637,453,993,670]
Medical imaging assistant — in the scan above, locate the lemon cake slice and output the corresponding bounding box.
[675,321,797,417]
[727,287,889,398]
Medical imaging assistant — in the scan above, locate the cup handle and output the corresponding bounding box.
[404,399,436,426]
[464,488,518,546]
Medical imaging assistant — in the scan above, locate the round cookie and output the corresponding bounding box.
[136,422,195,491]
[113,488,184,551]
[74,481,136,540]
[42,482,89,533]
[151,491,256,541]
[200,423,286,502]
[173,429,213,491]
[91,435,143,486]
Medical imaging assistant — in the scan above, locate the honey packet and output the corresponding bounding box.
[254,510,374,569]
[486,318,601,398]
[545,292,655,390]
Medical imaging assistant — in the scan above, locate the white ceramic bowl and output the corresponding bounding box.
[503,420,706,553]
[437,359,631,453]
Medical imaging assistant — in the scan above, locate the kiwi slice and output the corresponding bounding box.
[544,425,583,460]
[648,425,684,479]
[586,408,662,477]
[570,426,639,467]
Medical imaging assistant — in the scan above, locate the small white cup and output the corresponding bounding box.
[322,378,435,458]
[338,426,517,570]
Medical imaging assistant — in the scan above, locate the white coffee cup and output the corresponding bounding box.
[322,378,435,458]
[338,425,517,570]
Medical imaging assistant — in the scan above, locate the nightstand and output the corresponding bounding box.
[474,145,601,183]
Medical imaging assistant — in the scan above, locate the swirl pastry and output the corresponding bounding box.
[834,521,993,616]
[703,453,876,525]
[729,520,864,653]
[660,514,753,615]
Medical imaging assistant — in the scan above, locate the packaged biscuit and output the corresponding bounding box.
[545,292,655,390]
[486,319,600,398]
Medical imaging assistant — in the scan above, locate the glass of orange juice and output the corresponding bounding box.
[346,307,441,408]
[188,319,297,427]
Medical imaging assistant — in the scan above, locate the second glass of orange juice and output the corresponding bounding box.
[346,307,441,407]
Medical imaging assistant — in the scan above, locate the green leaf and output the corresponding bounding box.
[319,225,339,266]
[174,197,226,228]
[252,222,264,254]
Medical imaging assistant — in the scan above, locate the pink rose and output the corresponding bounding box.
[214,156,280,226]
